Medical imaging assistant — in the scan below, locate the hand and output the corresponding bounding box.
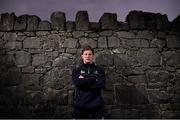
[79,75,84,79]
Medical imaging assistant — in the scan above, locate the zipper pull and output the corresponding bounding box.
[88,66,90,74]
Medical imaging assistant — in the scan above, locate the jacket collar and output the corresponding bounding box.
[80,62,96,68]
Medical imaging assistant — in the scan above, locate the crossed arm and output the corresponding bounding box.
[72,67,106,90]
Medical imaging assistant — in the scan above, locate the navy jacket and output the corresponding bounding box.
[72,62,106,109]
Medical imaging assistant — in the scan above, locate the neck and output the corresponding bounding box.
[84,62,92,64]
[83,60,93,64]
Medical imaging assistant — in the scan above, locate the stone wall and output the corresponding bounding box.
[0,10,180,118]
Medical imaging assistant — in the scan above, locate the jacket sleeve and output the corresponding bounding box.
[91,67,106,90]
[72,68,96,90]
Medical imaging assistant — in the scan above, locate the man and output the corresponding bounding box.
[72,45,106,119]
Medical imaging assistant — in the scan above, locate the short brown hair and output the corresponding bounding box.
[81,45,94,55]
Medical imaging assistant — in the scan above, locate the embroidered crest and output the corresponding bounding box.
[80,70,86,74]
[94,70,98,75]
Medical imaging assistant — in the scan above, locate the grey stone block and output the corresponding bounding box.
[90,22,100,31]
[23,37,41,48]
[126,10,145,29]
[32,54,46,66]
[136,48,160,66]
[118,22,129,30]
[99,13,118,30]
[162,51,180,67]
[115,84,149,105]
[147,70,174,83]
[156,13,170,30]
[122,39,149,48]
[117,31,135,39]
[22,66,34,73]
[38,20,51,31]
[99,30,113,36]
[108,36,120,48]
[66,21,75,31]
[0,13,16,31]
[126,10,170,30]
[3,32,17,41]
[75,11,89,30]
[172,15,180,31]
[42,68,71,90]
[51,11,66,31]
[62,38,78,48]
[136,31,154,40]
[95,53,114,66]
[21,73,41,87]
[150,38,166,48]
[14,15,27,31]
[15,51,31,67]
[79,37,97,48]
[5,41,22,50]
[27,15,41,31]
[166,35,180,48]
[72,31,84,38]
[98,36,107,48]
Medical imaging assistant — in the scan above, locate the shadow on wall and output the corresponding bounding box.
[95,52,160,119]
[0,55,73,118]
[115,84,149,105]
[0,56,26,118]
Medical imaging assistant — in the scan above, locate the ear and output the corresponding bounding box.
[81,54,83,59]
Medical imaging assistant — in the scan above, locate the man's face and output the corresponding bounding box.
[81,50,94,64]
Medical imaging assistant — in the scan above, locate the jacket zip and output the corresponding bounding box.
[88,66,90,74]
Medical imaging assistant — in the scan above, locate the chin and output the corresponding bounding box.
[85,61,91,63]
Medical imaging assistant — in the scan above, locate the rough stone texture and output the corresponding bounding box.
[98,37,107,48]
[136,48,161,66]
[108,36,120,48]
[117,31,135,39]
[172,15,180,31]
[32,54,46,66]
[62,38,78,48]
[14,15,27,31]
[0,10,180,119]
[23,37,41,48]
[166,35,180,48]
[27,15,41,31]
[115,84,149,105]
[79,37,97,48]
[3,32,17,41]
[126,10,170,30]
[122,39,149,48]
[150,38,166,48]
[15,51,31,67]
[5,41,22,50]
[156,13,170,30]
[38,21,51,31]
[0,13,16,31]
[51,11,66,31]
[99,13,118,30]
[126,10,145,29]
[66,21,75,31]
[162,51,180,67]
[90,22,100,31]
[75,11,89,30]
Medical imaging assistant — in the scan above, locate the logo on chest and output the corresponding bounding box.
[80,70,86,74]
[94,70,99,75]
[80,70,99,75]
